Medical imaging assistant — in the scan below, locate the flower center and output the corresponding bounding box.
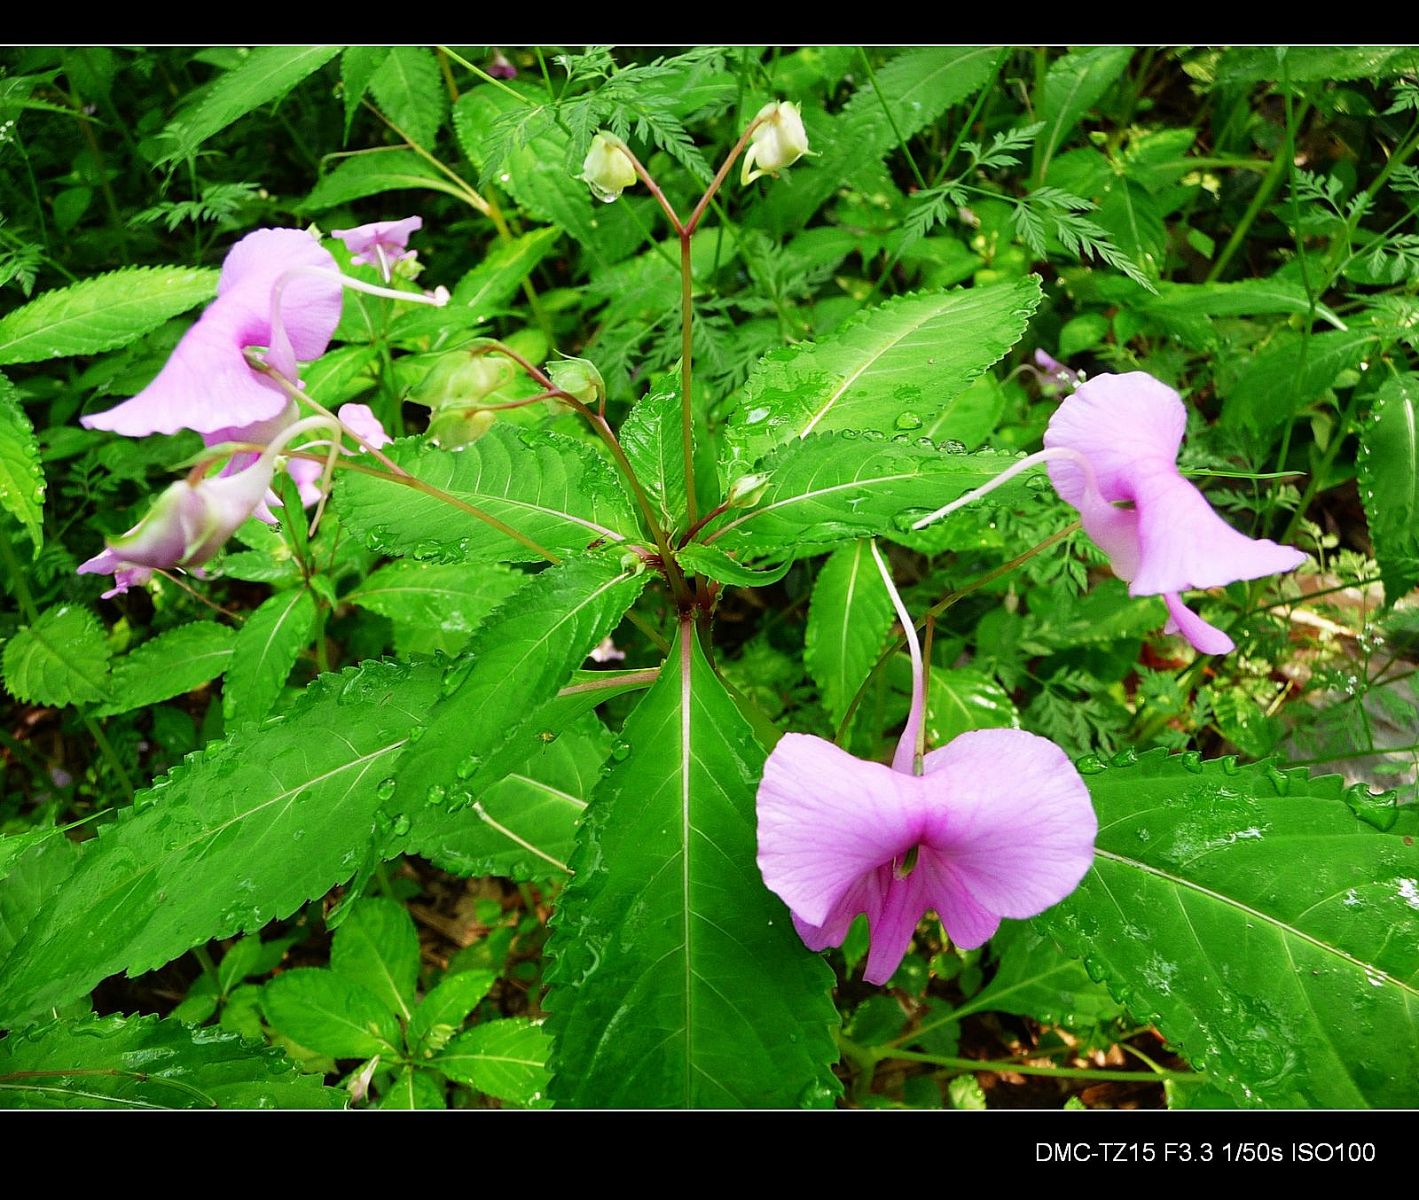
[894,845,920,880]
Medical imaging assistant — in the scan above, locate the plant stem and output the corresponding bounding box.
[680,232,698,533]
[884,1047,1197,1083]
[860,48,927,190]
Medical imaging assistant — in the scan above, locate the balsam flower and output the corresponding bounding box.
[741,101,813,185]
[80,228,344,438]
[1043,372,1307,655]
[756,543,1096,986]
[579,133,638,204]
[331,216,423,281]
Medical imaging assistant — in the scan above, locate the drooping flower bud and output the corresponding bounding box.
[578,133,637,203]
[547,355,605,407]
[741,101,813,186]
[726,472,771,508]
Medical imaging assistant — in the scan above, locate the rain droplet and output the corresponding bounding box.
[894,412,923,431]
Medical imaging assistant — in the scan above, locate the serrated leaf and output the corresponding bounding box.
[391,554,646,819]
[407,713,610,880]
[368,46,446,148]
[346,560,524,658]
[91,622,235,718]
[545,630,840,1108]
[0,659,442,1024]
[620,374,686,534]
[726,279,1041,473]
[436,1018,550,1105]
[333,427,641,564]
[959,921,1124,1030]
[707,435,1037,559]
[805,540,895,728]
[163,46,341,160]
[2,604,110,707]
[0,373,44,553]
[1035,751,1419,1108]
[409,969,497,1055]
[450,227,560,320]
[676,544,794,588]
[302,149,467,213]
[223,588,317,724]
[0,834,82,981]
[330,898,420,1021]
[924,667,1020,745]
[0,267,217,366]
[1219,46,1419,84]
[340,46,387,134]
[1222,329,1376,436]
[1033,47,1134,180]
[1358,372,1419,604]
[262,968,402,1059]
[0,1014,344,1109]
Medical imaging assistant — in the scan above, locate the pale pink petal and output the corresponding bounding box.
[1073,486,1142,583]
[916,852,1002,950]
[918,728,1096,923]
[757,733,924,930]
[1043,371,1186,506]
[1163,592,1236,655]
[862,867,931,985]
[330,217,422,267]
[1128,470,1308,596]
[792,874,877,952]
[219,228,344,362]
[338,402,393,450]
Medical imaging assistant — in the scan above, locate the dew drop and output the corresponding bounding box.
[894,412,923,431]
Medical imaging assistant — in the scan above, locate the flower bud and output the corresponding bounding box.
[579,132,637,203]
[547,355,605,407]
[741,101,813,185]
[727,472,771,508]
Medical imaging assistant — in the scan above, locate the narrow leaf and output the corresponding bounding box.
[1358,371,1419,604]
[0,372,44,553]
[330,898,420,1021]
[91,622,235,718]
[223,587,317,724]
[805,540,895,728]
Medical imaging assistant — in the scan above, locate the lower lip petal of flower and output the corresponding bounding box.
[1163,592,1236,655]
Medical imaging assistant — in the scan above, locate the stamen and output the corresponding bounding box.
[894,845,921,880]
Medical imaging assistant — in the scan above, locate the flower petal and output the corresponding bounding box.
[757,733,924,930]
[862,867,931,986]
[1163,592,1236,655]
[338,402,393,450]
[219,228,343,362]
[331,216,423,266]
[1044,371,1186,505]
[918,728,1096,927]
[1128,469,1307,596]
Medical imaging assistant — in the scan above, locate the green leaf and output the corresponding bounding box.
[1033,47,1134,180]
[1144,278,1345,325]
[1358,372,1419,604]
[163,46,341,160]
[1222,330,1375,436]
[755,47,999,234]
[921,373,1007,448]
[261,968,402,1059]
[707,435,1036,559]
[0,1014,344,1109]
[0,659,442,1025]
[346,560,524,658]
[620,374,687,535]
[545,630,840,1108]
[0,373,44,553]
[0,834,82,983]
[436,1018,550,1105]
[1219,46,1419,84]
[331,898,420,1022]
[380,1067,445,1109]
[333,427,642,564]
[450,227,561,320]
[301,149,467,213]
[676,544,794,588]
[302,343,379,408]
[409,969,497,1055]
[725,279,1042,473]
[406,713,611,880]
[223,587,317,724]
[91,622,235,718]
[2,604,110,707]
[368,46,447,148]
[805,540,895,728]
[340,46,387,134]
[390,554,646,819]
[0,267,217,366]
[962,922,1125,1030]
[1035,750,1419,1107]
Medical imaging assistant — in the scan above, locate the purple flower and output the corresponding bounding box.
[81,228,344,438]
[78,453,280,599]
[331,216,422,279]
[1043,372,1307,655]
[756,544,1096,986]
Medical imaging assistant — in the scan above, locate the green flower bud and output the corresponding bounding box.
[547,355,605,407]
[578,132,637,203]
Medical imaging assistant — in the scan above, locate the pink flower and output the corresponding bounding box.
[80,228,344,438]
[78,453,280,599]
[756,544,1096,986]
[331,216,422,279]
[1043,372,1307,655]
